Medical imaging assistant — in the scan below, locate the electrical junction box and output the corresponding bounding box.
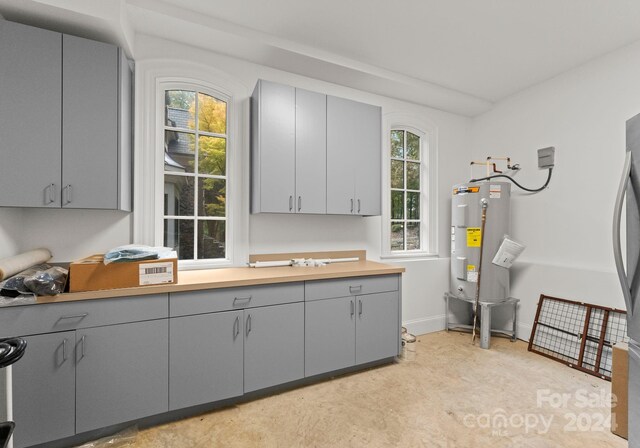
[538,146,555,169]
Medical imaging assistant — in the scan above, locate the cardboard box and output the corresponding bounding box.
[69,254,178,292]
[612,342,628,440]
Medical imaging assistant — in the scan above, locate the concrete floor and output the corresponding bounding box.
[125,331,626,448]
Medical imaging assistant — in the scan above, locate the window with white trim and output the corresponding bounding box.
[163,88,229,261]
[389,128,426,253]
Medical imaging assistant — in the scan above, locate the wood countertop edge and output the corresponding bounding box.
[32,262,406,305]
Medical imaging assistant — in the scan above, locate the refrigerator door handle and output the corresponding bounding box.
[613,150,634,314]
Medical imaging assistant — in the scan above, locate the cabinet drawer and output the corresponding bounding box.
[0,294,168,338]
[305,275,398,301]
[170,283,304,317]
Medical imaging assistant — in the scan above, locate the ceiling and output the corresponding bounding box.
[3,0,640,116]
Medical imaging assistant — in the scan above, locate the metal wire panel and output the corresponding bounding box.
[528,295,628,381]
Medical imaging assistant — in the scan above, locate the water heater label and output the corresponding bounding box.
[489,184,502,199]
[467,228,482,247]
[467,271,478,282]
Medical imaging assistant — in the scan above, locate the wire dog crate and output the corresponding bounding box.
[528,295,628,381]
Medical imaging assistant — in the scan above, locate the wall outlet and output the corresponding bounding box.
[537,146,555,169]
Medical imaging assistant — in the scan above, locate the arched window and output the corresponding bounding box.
[383,120,437,258]
[162,86,229,261]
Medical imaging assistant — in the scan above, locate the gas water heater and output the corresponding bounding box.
[450,182,511,302]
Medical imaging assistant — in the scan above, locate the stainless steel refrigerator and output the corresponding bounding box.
[614,112,640,447]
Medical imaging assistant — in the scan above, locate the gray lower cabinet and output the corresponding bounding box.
[355,291,400,365]
[304,280,400,377]
[75,319,169,433]
[305,296,356,377]
[169,310,244,410]
[12,331,76,448]
[244,302,304,393]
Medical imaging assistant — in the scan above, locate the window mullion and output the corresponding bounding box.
[193,92,200,259]
[403,130,408,252]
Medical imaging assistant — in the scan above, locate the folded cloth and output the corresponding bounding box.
[103,244,174,265]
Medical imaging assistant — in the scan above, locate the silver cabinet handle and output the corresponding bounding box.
[349,285,362,294]
[64,184,73,204]
[62,338,68,362]
[79,335,86,359]
[246,314,252,337]
[358,299,363,316]
[350,300,354,317]
[233,316,240,339]
[350,198,354,213]
[45,183,55,204]
[233,296,252,306]
[298,196,302,212]
[59,313,88,320]
[289,195,293,212]
[357,199,361,213]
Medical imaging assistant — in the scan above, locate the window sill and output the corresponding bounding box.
[380,252,439,262]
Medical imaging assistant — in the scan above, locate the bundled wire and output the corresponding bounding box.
[470,168,553,193]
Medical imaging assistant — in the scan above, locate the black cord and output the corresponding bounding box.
[470,168,553,193]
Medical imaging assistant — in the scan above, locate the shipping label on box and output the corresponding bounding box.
[139,261,175,285]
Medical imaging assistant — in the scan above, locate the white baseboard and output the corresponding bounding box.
[402,315,533,341]
[403,314,446,336]
[518,321,533,342]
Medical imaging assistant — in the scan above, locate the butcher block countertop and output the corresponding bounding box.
[35,251,405,305]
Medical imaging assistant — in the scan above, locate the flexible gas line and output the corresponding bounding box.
[472,198,489,343]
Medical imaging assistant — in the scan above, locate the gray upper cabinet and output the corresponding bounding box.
[12,331,76,448]
[169,310,244,411]
[251,80,382,216]
[251,80,327,214]
[251,80,296,213]
[75,319,169,433]
[327,95,382,216]
[295,88,327,214]
[62,35,119,210]
[0,20,62,208]
[354,102,382,216]
[0,19,132,211]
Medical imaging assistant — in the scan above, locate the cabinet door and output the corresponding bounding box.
[305,296,355,377]
[169,310,243,410]
[295,88,326,214]
[76,320,168,433]
[244,302,304,392]
[326,95,357,215]
[356,291,400,365]
[11,331,75,448]
[62,34,119,209]
[354,103,381,216]
[253,80,296,213]
[0,20,62,208]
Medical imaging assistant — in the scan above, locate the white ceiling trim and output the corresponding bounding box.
[126,0,493,116]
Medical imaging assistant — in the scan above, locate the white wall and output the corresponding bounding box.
[470,39,640,339]
[0,209,22,258]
